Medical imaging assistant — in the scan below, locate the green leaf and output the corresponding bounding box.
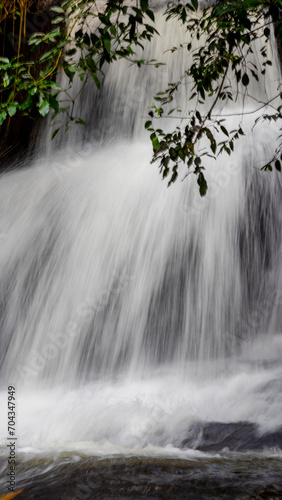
[21,95,32,110]
[211,139,217,154]
[21,73,32,80]
[90,72,101,90]
[52,16,65,24]
[51,129,60,140]
[140,0,149,12]
[7,104,17,117]
[163,167,169,178]
[145,120,152,129]
[187,156,194,167]
[48,94,59,113]
[199,87,205,100]
[275,160,281,172]
[197,172,208,197]
[146,9,155,22]
[3,73,10,88]
[262,164,272,171]
[162,156,170,168]
[220,126,229,136]
[103,39,111,54]
[50,6,64,13]
[0,57,9,64]
[0,111,7,125]
[168,171,178,186]
[28,32,45,45]
[29,86,38,96]
[178,149,185,161]
[40,49,57,63]
[47,81,61,90]
[38,99,50,117]
[191,0,198,10]
[75,118,86,126]
[64,65,76,81]
[242,73,249,86]
[152,136,159,150]
[169,147,178,160]
[196,111,202,122]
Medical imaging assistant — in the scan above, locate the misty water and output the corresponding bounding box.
[0,6,282,499]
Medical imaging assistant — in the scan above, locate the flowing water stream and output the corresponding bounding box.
[0,6,282,499]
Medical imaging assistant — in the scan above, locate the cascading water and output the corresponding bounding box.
[0,5,282,498]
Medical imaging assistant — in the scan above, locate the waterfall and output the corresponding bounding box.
[0,7,282,468]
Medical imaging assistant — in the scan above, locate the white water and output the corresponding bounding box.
[0,9,282,469]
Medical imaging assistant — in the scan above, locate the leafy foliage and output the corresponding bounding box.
[146,0,282,195]
[0,0,158,149]
[0,0,281,193]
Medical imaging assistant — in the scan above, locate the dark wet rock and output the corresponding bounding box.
[4,455,282,500]
[181,421,282,452]
[242,485,282,499]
